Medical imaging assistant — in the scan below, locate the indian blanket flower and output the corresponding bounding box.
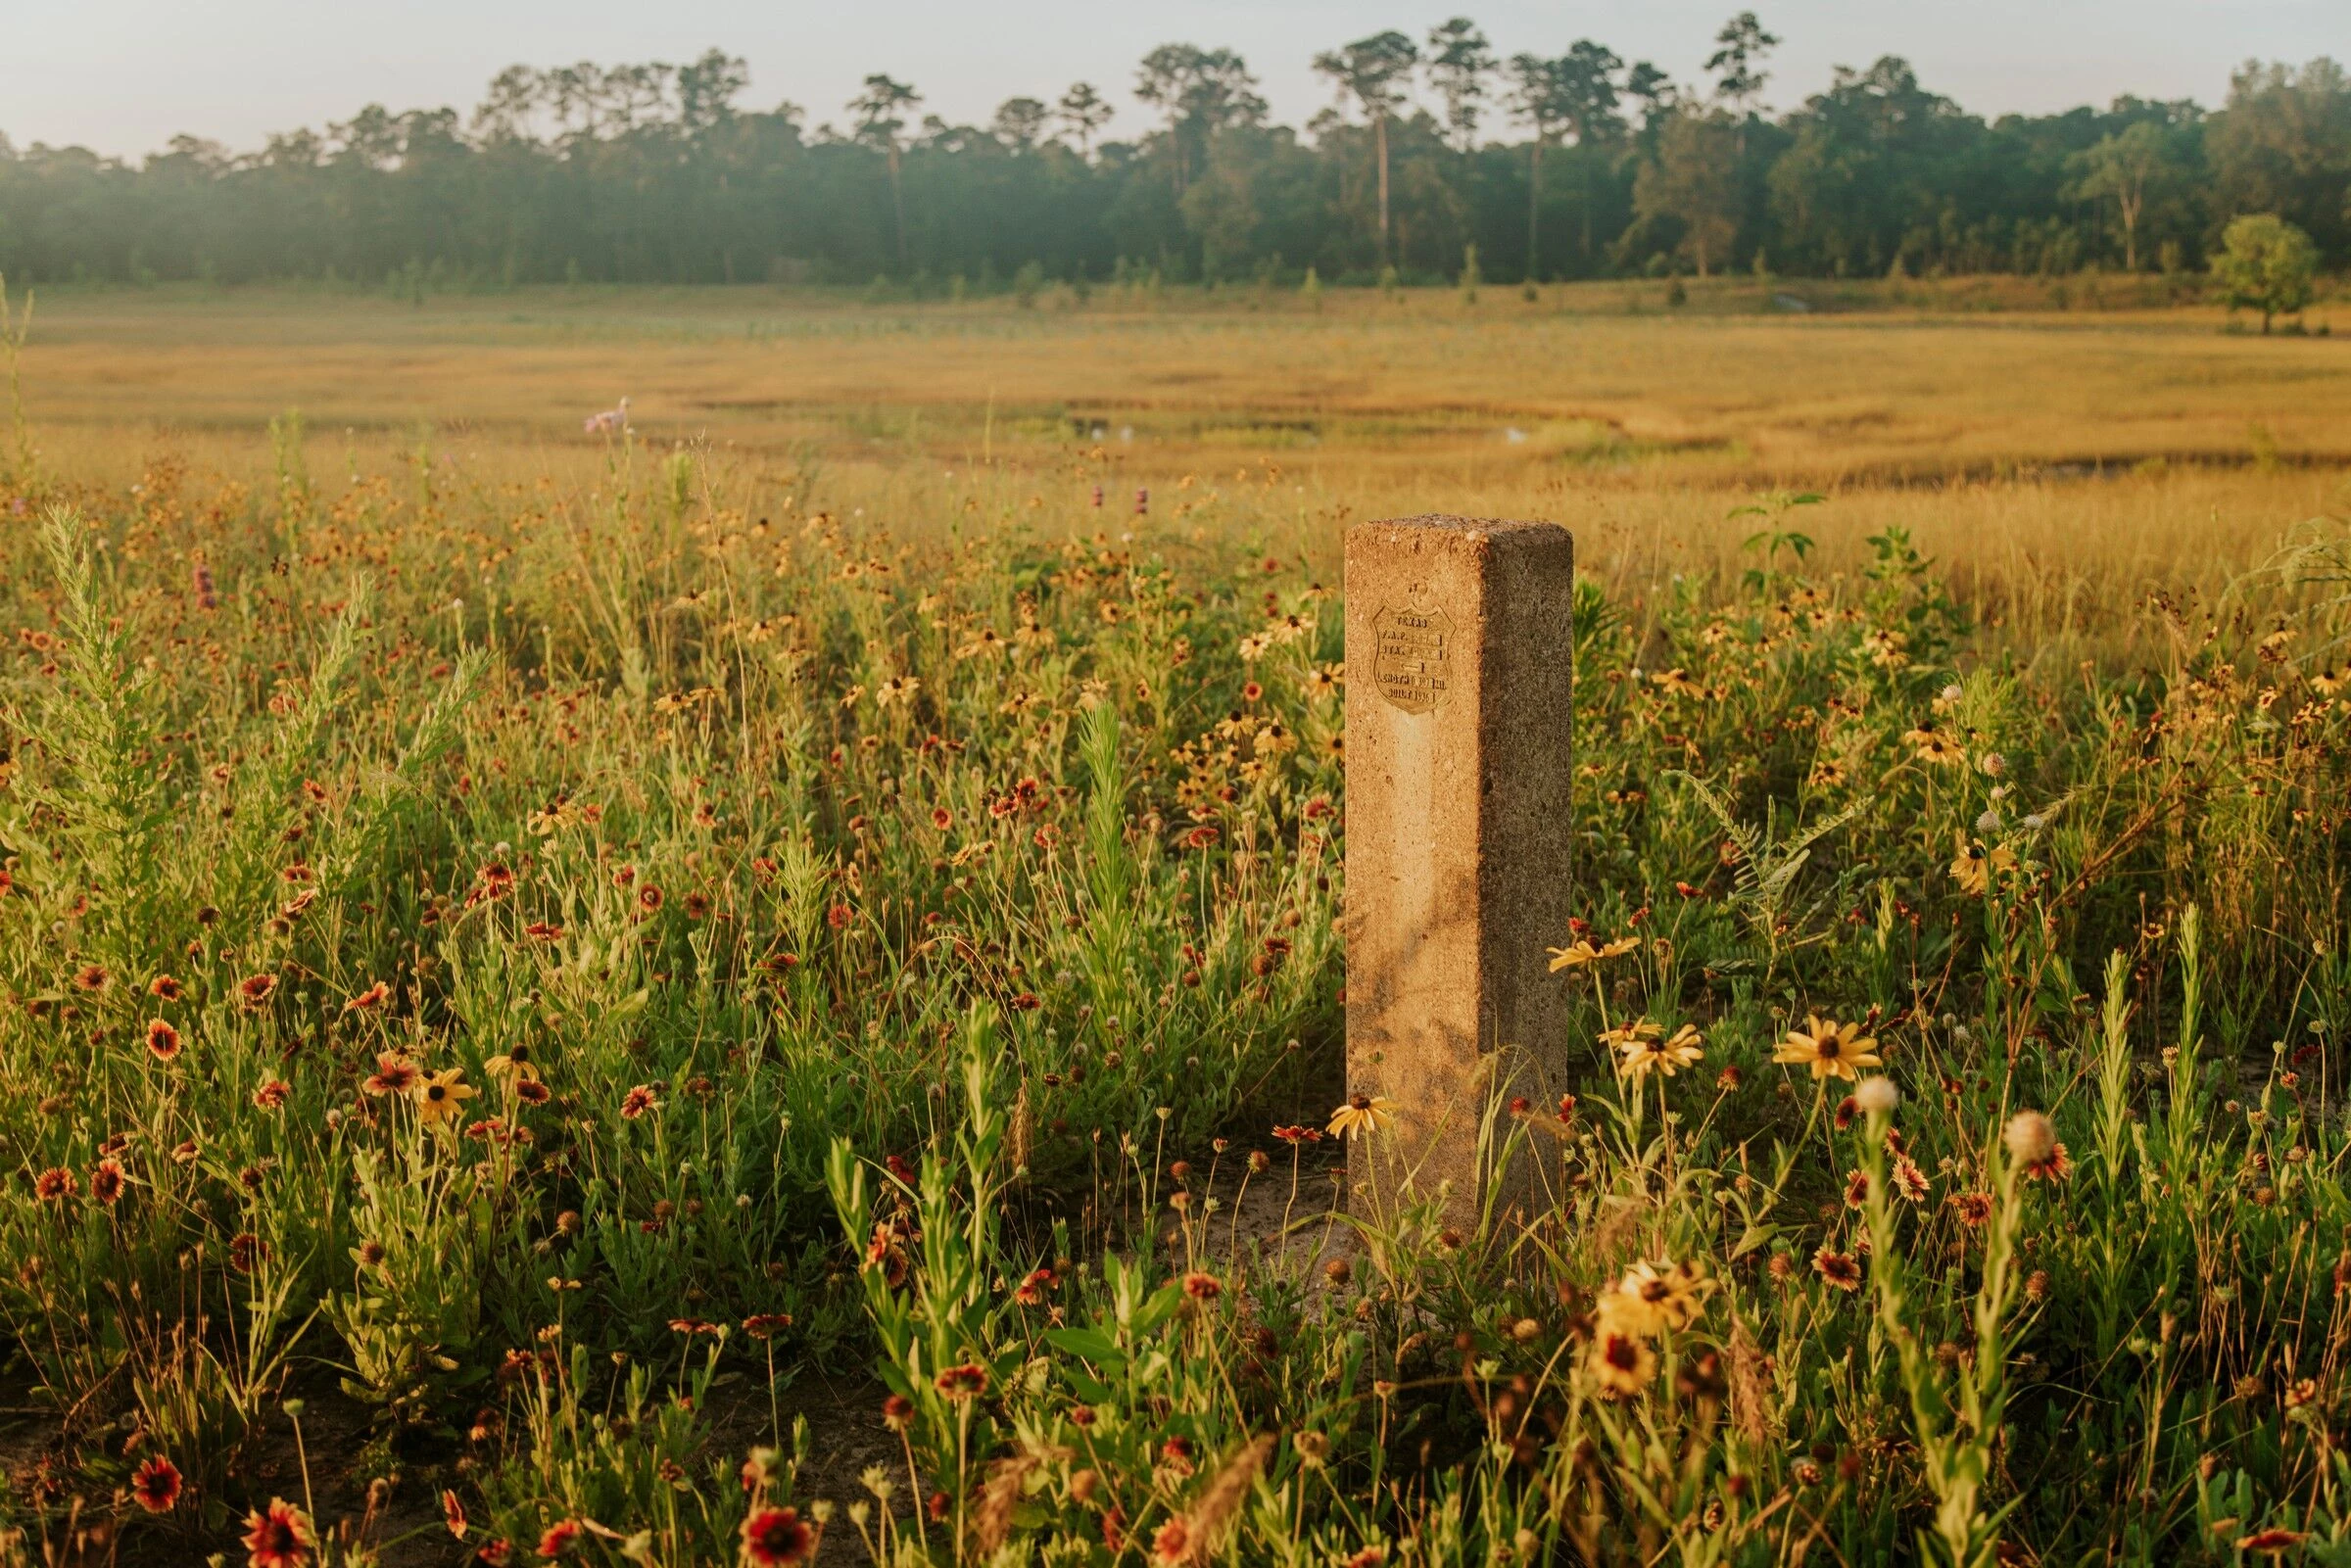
[344,980,392,1013]
[934,1362,988,1400]
[131,1454,182,1513]
[537,1519,583,1557]
[414,1069,477,1125]
[1812,1247,1863,1293]
[441,1489,467,1540]
[34,1167,75,1203]
[1774,1017,1883,1081]
[89,1159,125,1206]
[364,1052,418,1097]
[254,1078,291,1111]
[2236,1530,2310,1554]
[741,1505,816,1566]
[620,1084,658,1119]
[237,974,278,1010]
[242,1497,315,1568]
[148,974,183,1000]
[1326,1094,1396,1141]
[1892,1157,1931,1203]
[146,1019,182,1061]
[1152,1517,1192,1566]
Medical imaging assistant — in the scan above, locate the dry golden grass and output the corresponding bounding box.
[16,277,2351,656]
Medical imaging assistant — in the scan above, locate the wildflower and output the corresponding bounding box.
[149,974,183,1000]
[466,862,516,905]
[620,1084,658,1119]
[537,1520,583,1557]
[1812,1248,1862,1292]
[1774,1017,1883,1081]
[344,981,392,1013]
[1326,1094,1396,1141]
[1271,1124,1322,1145]
[1607,1020,1704,1079]
[1903,726,1966,766]
[254,1078,291,1111]
[414,1069,477,1126]
[72,964,109,992]
[1892,1158,1930,1203]
[1152,1517,1192,1565]
[89,1159,125,1206]
[2003,1110,2055,1166]
[34,1167,75,1203]
[442,1490,466,1539]
[146,1019,182,1062]
[2021,1141,2073,1183]
[476,1542,513,1566]
[1845,1169,1872,1211]
[742,1506,816,1565]
[1600,1259,1711,1335]
[1183,1270,1223,1301]
[2236,1530,2310,1554]
[1853,1076,1899,1115]
[935,1363,988,1400]
[484,1046,539,1083]
[243,1497,316,1568]
[1546,936,1639,972]
[238,974,278,1010]
[131,1454,181,1513]
[364,1052,418,1096]
[1587,1326,1657,1396]
[881,1394,914,1430]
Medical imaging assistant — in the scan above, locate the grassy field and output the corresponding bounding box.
[1,282,2350,1565]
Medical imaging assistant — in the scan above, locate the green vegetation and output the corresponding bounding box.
[1,378,2350,1561]
[3,23,2348,289]
[2214,214,2323,332]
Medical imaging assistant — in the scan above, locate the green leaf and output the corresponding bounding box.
[1044,1326,1126,1367]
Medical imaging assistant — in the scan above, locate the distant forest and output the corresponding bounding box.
[2,16,2347,290]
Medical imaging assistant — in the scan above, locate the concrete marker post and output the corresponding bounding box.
[1341,514,1574,1223]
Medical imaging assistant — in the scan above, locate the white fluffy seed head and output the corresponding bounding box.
[1854,1077,1899,1115]
[2003,1110,2056,1167]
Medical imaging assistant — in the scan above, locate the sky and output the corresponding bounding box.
[7,0,2341,160]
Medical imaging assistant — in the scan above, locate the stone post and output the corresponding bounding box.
[1342,515,1573,1221]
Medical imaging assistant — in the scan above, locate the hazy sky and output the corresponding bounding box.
[9,0,2340,160]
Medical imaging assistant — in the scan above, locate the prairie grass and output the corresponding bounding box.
[0,286,2347,1565]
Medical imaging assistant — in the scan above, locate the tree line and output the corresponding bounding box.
[2,17,2346,291]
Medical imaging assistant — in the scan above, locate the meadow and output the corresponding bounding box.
[0,279,2349,1565]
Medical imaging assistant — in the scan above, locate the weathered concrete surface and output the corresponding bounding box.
[1342,515,1573,1224]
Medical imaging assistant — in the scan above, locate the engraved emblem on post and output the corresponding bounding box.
[1371,590,1453,715]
